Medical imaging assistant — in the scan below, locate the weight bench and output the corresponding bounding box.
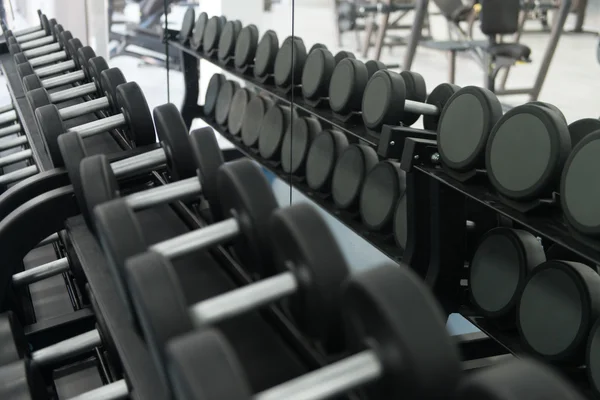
[420,39,487,84]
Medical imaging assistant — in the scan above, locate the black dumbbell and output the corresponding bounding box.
[63,105,209,227]
[4,13,52,44]
[301,46,357,104]
[273,36,307,90]
[35,78,155,166]
[0,313,130,400]
[2,9,45,38]
[166,262,461,399]
[6,15,57,51]
[124,202,349,392]
[13,31,81,74]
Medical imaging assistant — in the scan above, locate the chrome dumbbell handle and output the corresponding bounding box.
[35,59,76,79]
[11,25,44,38]
[0,149,33,168]
[0,136,28,152]
[68,380,128,400]
[22,42,60,59]
[0,165,38,185]
[69,114,126,138]
[0,124,21,138]
[14,29,46,43]
[0,103,14,114]
[0,111,18,126]
[43,69,86,89]
[59,97,109,120]
[125,178,201,210]
[110,148,167,177]
[31,329,102,366]
[19,35,54,51]
[29,51,66,68]
[51,82,96,104]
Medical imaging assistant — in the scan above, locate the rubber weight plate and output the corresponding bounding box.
[258,104,293,160]
[486,104,571,200]
[274,38,307,87]
[57,132,89,217]
[518,260,600,362]
[254,30,279,78]
[88,57,110,97]
[16,62,34,80]
[76,46,97,81]
[469,228,546,318]
[218,20,241,62]
[241,95,274,147]
[154,103,196,180]
[424,83,463,132]
[228,88,253,136]
[438,86,501,172]
[561,131,600,236]
[359,161,406,231]
[281,117,321,175]
[365,60,385,77]
[309,43,327,53]
[329,58,368,115]
[203,16,223,53]
[116,82,155,146]
[334,50,355,64]
[306,130,349,192]
[362,69,405,130]
[99,67,127,114]
[35,105,67,166]
[179,7,195,44]
[215,81,241,127]
[234,25,259,69]
[301,48,335,101]
[67,39,84,66]
[22,75,42,92]
[568,118,600,147]
[529,101,567,124]
[399,71,427,126]
[204,73,226,117]
[190,12,208,50]
[331,144,378,210]
[393,194,408,249]
[80,155,120,228]
[26,88,52,111]
[189,127,225,221]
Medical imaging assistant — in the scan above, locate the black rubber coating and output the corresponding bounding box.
[100,67,127,113]
[22,74,43,92]
[7,37,17,46]
[529,101,567,124]
[190,127,225,221]
[258,104,293,160]
[234,25,259,69]
[393,194,408,249]
[359,161,406,231]
[309,43,327,53]
[77,46,97,80]
[58,131,89,215]
[154,103,196,180]
[399,71,427,126]
[332,144,378,210]
[204,73,226,117]
[343,264,461,399]
[89,291,122,376]
[166,330,252,400]
[80,154,120,228]
[365,60,385,77]
[88,56,110,96]
[16,61,34,79]
[59,30,73,51]
[306,130,349,192]
[14,53,27,64]
[518,260,600,362]
[179,7,195,43]
[242,95,274,148]
[301,48,335,100]
[469,228,546,318]
[274,38,307,87]
[254,30,279,78]
[362,70,402,130]
[40,14,51,35]
[588,320,600,397]
[8,44,21,55]
[458,358,587,400]
[190,12,208,50]
[26,88,51,111]
[486,104,571,200]
[438,86,502,172]
[202,16,222,53]
[334,50,355,64]
[561,130,600,236]
[568,118,600,147]
[329,58,368,114]
[424,83,463,132]
[228,88,253,136]
[35,104,66,166]
[217,159,279,275]
[67,38,84,66]
[117,81,155,146]
[218,21,240,61]
[281,117,321,175]
[53,24,64,44]
[270,203,350,350]
[215,81,241,127]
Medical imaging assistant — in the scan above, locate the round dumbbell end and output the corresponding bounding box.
[254,30,279,78]
[154,103,196,180]
[77,46,97,80]
[306,130,348,192]
[423,83,462,132]
[344,264,461,398]
[329,58,363,114]
[281,117,320,175]
[14,53,28,64]
[88,56,110,96]
[361,70,402,130]
[190,12,209,50]
[58,132,89,216]
[190,127,225,221]
[166,330,253,400]
[334,50,355,65]
[203,16,222,52]
[274,39,307,87]
[59,30,73,51]
[258,104,291,160]
[100,67,127,113]
[561,131,600,235]
[359,161,406,231]
[217,159,279,274]
[518,260,600,361]
[568,118,600,148]
[393,194,408,249]
[204,74,226,117]
[228,88,252,135]
[438,85,499,172]
[332,144,378,210]
[66,38,83,64]
[486,104,571,200]
[218,21,237,61]
[215,81,240,127]
[22,74,43,92]
[35,105,66,166]
[26,88,52,111]
[301,48,335,100]
[399,71,427,126]
[529,101,567,124]
[80,155,120,226]
[270,203,349,349]
[469,228,545,318]
[116,82,155,146]
[16,61,35,79]
[179,7,195,43]
[241,96,273,148]
[234,25,259,68]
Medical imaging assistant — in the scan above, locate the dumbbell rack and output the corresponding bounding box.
[167,32,600,398]
[0,33,345,400]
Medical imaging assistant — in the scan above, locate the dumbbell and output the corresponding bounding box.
[6,15,57,51]
[35,79,156,166]
[0,313,129,400]
[123,202,349,392]
[4,13,52,44]
[166,262,461,399]
[68,105,212,227]
[2,9,45,38]
[13,31,81,73]
[93,158,278,332]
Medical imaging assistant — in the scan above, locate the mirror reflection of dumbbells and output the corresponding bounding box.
[0,312,129,400]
